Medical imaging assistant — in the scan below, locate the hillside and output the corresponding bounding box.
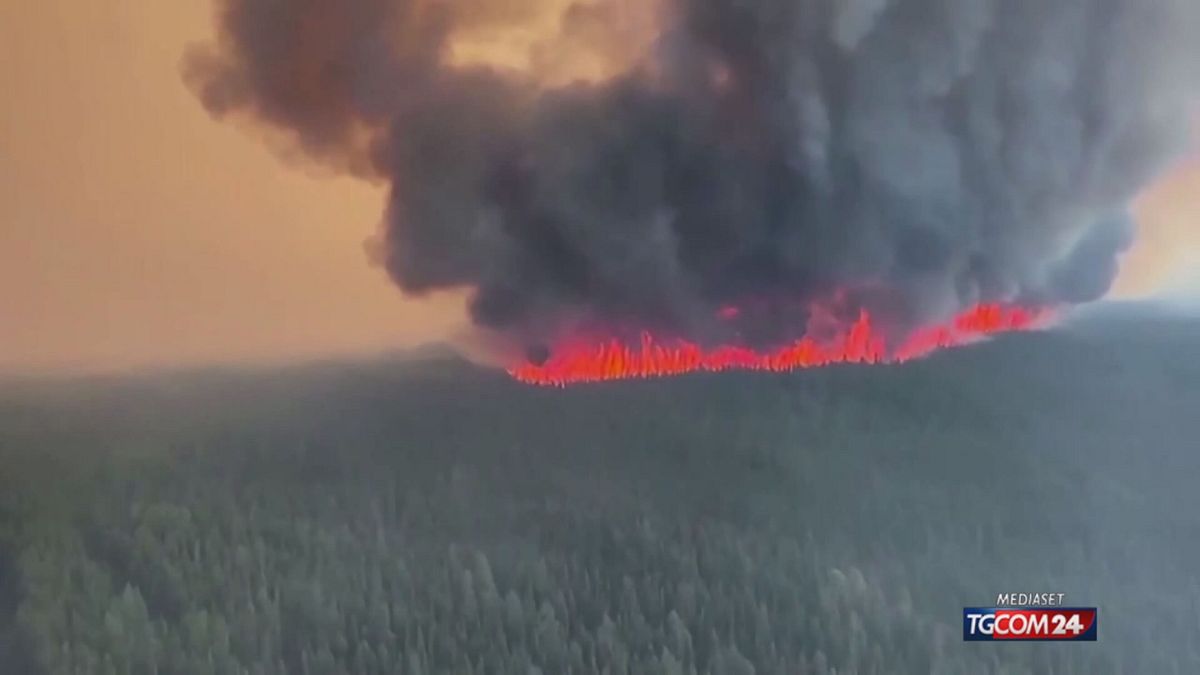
[2,311,1199,674]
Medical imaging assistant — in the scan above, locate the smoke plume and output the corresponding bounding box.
[185,0,1199,352]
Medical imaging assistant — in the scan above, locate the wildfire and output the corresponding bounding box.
[508,303,1049,386]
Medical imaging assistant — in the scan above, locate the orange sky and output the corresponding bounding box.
[0,1,467,376]
[0,1,1195,376]
[1121,157,1200,298]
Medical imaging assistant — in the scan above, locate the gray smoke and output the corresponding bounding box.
[185,0,1199,350]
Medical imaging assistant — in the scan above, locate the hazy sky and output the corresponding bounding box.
[1119,157,1200,297]
[1,1,467,375]
[0,1,1195,375]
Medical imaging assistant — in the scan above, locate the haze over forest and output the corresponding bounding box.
[2,307,1200,673]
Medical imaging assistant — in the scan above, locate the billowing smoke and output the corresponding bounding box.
[185,0,1199,352]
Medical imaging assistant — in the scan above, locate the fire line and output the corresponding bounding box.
[508,303,1049,386]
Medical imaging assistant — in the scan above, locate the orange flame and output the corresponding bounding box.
[508,303,1050,386]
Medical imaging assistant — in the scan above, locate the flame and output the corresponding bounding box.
[508,303,1050,386]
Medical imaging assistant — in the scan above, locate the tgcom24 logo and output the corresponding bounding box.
[964,594,1097,642]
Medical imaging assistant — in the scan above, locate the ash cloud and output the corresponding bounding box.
[186,0,1199,348]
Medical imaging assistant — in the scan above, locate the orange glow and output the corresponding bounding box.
[1117,156,1200,297]
[509,303,1050,386]
[445,0,663,87]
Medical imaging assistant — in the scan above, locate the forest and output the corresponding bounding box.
[1,307,1199,674]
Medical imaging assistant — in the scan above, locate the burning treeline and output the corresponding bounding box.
[186,0,1198,382]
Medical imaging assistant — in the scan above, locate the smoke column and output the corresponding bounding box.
[185,0,1199,360]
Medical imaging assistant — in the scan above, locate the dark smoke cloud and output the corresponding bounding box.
[186,0,1199,348]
